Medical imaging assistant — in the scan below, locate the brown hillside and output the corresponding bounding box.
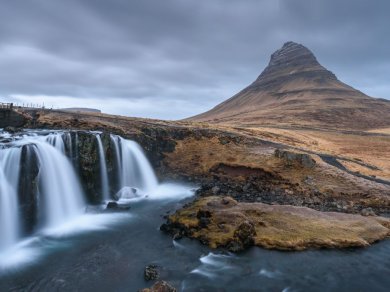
[189,42,390,130]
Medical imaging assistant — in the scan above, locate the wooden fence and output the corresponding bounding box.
[0,102,13,110]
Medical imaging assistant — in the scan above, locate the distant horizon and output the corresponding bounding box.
[1,0,389,119]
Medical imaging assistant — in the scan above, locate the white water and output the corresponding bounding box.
[111,135,158,195]
[0,147,22,250]
[31,140,86,228]
[0,130,188,268]
[96,135,110,201]
[45,133,65,153]
[191,252,238,279]
[0,132,86,253]
[110,134,122,188]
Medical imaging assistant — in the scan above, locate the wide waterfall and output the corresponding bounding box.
[110,135,158,196]
[0,129,160,254]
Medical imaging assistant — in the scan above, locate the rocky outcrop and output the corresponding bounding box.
[161,196,390,251]
[76,132,108,203]
[0,109,28,128]
[274,149,316,168]
[18,145,40,235]
[255,41,337,87]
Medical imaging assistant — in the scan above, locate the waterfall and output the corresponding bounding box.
[110,135,158,194]
[0,147,22,250]
[0,129,160,253]
[31,139,85,228]
[64,132,73,159]
[95,135,110,201]
[0,132,86,237]
[45,133,65,153]
[111,135,122,188]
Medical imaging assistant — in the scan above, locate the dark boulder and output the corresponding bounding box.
[105,201,130,211]
[144,264,160,281]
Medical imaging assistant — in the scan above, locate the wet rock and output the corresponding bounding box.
[116,187,142,200]
[144,265,160,281]
[106,201,118,209]
[18,144,40,234]
[106,201,130,211]
[140,280,177,292]
[4,126,18,133]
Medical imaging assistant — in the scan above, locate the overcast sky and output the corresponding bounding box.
[0,0,389,119]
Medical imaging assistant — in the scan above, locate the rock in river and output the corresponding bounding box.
[161,196,390,251]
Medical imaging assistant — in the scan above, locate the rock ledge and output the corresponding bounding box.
[161,196,390,251]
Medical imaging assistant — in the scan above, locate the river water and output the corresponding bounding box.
[1,192,389,292]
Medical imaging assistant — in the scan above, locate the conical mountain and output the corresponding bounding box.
[189,42,390,130]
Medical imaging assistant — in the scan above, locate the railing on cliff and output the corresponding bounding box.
[0,102,13,110]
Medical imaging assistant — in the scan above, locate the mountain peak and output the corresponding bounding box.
[269,41,318,66]
[188,41,390,130]
[255,41,336,85]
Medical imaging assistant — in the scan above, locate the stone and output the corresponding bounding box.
[106,201,118,209]
[211,186,220,195]
[140,280,177,292]
[116,186,142,199]
[144,265,160,281]
[228,220,256,252]
[361,207,376,216]
[106,201,130,211]
[275,149,316,168]
[4,126,17,133]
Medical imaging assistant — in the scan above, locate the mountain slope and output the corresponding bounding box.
[189,42,390,130]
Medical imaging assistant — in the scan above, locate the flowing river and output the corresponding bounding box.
[0,130,389,291]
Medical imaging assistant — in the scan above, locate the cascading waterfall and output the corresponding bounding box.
[46,133,65,153]
[0,131,86,253]
[0,147,22,250]
[31,139,85,228]
[64,132,73,159]
[0,129,160,254]
[95,135,110,201]
[110,135,158,195]
[111,135,122,187]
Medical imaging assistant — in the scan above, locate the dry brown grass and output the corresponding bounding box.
[217,126,390,181]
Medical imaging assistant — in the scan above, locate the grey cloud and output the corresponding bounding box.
[0,0,389,119]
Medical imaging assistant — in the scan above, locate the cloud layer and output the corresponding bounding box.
[1,0,389,119]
